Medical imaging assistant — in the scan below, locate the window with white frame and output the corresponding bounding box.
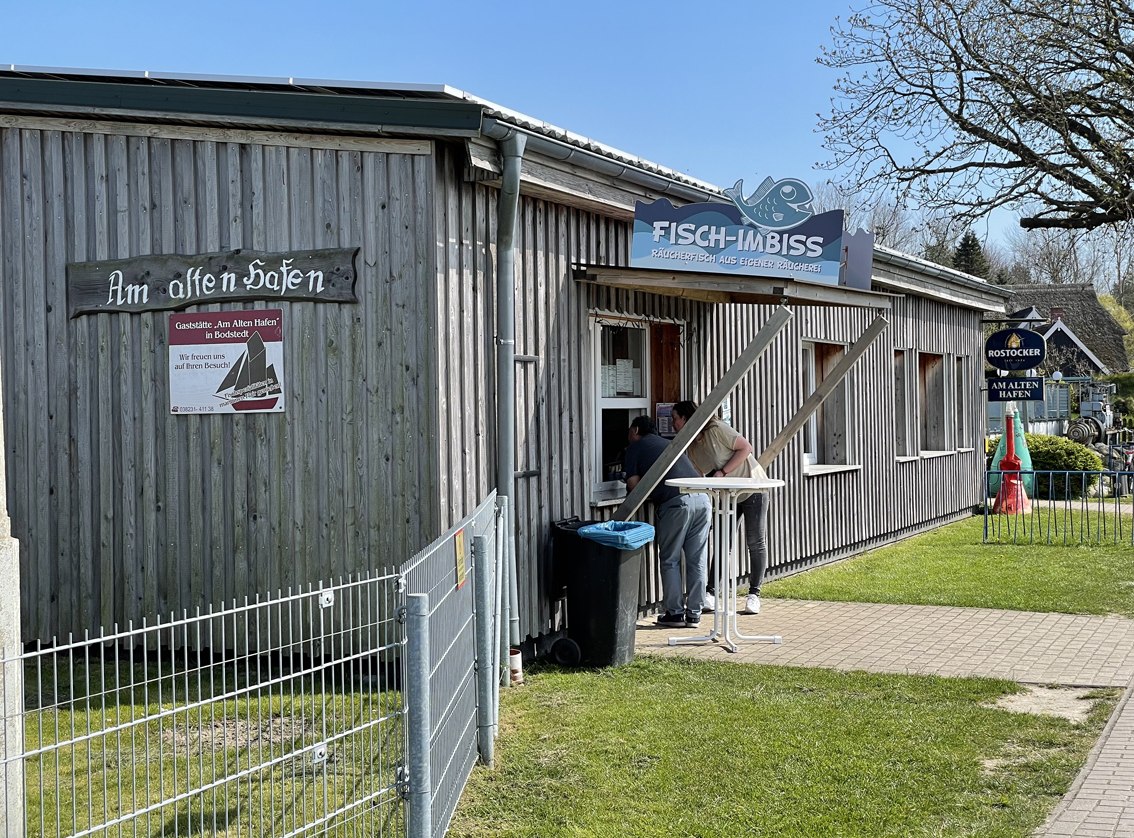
[801,340,854,466]
[955,355,971,448]
[918,352,948,451]
[592,315,683,491]
[894,349,916,457]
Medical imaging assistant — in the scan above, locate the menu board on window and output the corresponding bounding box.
[615,359,634,394]
[601,365,615,397]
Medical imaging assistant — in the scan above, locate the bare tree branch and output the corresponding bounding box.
[820,0,1134,231]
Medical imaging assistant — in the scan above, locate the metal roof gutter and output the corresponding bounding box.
[0,75,484,136]
[874,244,1011,300]
[872,244,1011,312]
[481,116,721,205]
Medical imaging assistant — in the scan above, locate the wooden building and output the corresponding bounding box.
[0,68,1009,643]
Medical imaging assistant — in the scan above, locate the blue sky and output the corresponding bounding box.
[2,1,1012,243]
[4,1,850,184]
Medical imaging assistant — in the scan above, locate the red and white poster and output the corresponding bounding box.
[169,309,285,414]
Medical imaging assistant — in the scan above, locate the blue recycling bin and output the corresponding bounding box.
[551,518,654,667]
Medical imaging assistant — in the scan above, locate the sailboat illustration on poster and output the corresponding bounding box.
[215,331,282,411]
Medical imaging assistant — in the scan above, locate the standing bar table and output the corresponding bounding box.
[665,477,785,652]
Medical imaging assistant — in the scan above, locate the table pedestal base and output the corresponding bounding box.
[666,484,783,652]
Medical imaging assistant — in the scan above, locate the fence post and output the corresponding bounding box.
[405,593,432,838]
[0,362,22,837]
[472,535,495,767]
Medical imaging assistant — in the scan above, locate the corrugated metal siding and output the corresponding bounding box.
[1,124,440,639]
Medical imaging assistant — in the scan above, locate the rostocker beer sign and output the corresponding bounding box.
[984,328,1047,371]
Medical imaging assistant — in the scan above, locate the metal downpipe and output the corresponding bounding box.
[496,132,526,650]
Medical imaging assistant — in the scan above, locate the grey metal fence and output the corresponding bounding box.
[984,469,1134,545]
[400,494,500,838]
[4,572,406,838]
[1,492,502,838]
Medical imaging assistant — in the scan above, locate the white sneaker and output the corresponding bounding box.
[743,594,761,615]
[702,591,716,613]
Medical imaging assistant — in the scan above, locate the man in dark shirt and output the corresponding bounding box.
[623,415,711,627]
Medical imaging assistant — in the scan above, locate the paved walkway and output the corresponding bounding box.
[635,598,1134,837]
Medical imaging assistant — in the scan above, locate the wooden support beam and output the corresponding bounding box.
[613,306,794,521]
[757,314,889,470]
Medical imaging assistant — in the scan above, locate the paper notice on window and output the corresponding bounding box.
[601,365,615,397]
[616,359,634,394]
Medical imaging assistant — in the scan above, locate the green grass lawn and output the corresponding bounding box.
[449,658,1115,838]
[451,513,1134,836]
[765,514,1134,616]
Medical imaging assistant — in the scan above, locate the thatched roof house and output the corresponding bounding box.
[1002,283,1129,374]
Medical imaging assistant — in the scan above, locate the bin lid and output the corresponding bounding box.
[577,521,654,550]
[554,517,599,533]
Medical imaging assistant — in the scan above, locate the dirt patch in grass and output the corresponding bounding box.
[164,715,308,751]
[991,685,1100,723]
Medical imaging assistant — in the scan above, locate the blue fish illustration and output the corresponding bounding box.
[724,177,815,231]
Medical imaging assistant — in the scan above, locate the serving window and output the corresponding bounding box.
[591,314,684,493]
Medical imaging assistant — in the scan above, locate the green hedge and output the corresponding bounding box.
[986,433,1102,499]
[1026,434,1102,499]
[1103,371,1134,400]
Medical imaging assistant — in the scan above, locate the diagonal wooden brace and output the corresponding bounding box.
[614,306,794,521]
[757,314,889,470]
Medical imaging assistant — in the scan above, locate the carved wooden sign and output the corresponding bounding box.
[67,247,359,317]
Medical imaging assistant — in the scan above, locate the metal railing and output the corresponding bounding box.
[2,492,503,838]
[984,469,1134,545]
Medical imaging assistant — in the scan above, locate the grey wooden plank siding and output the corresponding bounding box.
[1,124,439,640]
[695,296,984,578]
[5,125,988,645]
[434,146,705,638]
[434,145,986,641]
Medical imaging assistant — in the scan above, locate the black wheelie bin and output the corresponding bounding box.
[550,517,655,667]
